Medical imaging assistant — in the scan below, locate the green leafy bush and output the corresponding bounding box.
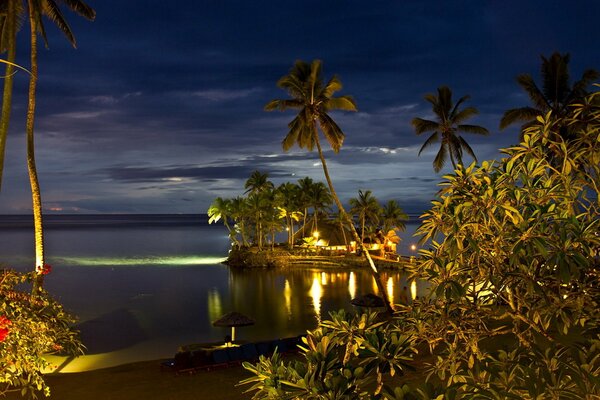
[0,268,83,398]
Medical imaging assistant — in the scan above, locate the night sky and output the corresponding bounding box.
[1,0,598,214]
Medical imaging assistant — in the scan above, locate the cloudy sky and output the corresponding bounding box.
[0,0,598,214]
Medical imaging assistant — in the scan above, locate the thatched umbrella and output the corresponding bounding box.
[351,293,386,308]
[212,311,255,342]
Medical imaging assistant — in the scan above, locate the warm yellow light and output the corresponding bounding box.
[410,244,417,251]
[387,277,394,306]
[313,231,319,238]
[284,279,292,317]
[348,272,356,299]
[410,280,417,300]
[309,277,322,323]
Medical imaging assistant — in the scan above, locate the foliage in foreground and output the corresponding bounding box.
[0,268,83,398]
[241,88,600,399]
[240,310,418,399]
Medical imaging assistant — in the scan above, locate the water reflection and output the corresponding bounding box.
[226,267,430,340]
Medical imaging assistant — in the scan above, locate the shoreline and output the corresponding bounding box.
[224,247,414,270]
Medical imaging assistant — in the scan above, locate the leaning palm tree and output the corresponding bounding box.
[265,59,393,313]
[412,86,489,173]
[25,0,95,293]
[500,52,599,137]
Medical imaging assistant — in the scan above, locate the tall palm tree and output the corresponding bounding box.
[500,52,599,139]
[25,0,95,293]
[244,170,274,195]
[330,210,350,249]
[0,0,21,191]
[266,59,393,313]
[412,86,489,173]
[381,200,408,233]
[349,190,381,242]
[246,191,273,250]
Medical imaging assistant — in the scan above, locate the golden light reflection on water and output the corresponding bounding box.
[207,288,222,323]
[371,277,378,294]
[284,279,292,318]
[348,272,356,299]
[387,277,394,306]
[410,280,417,300]
[309,276,322,323]
[321,272,327,286]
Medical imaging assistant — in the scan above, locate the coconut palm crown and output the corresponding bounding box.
[500,52,599,133]
[412,86,489,173]
[265,59,357,153]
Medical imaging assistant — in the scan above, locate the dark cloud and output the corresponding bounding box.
[1,0,598,214]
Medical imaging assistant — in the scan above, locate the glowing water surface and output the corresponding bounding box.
[0,215,426,372]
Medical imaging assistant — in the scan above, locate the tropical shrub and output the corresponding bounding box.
[0,268,83,398]
[240,310,418,399]
[405,86,600,398]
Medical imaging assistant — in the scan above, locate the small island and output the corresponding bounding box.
[209,171,414,270]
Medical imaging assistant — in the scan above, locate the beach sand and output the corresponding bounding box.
[6,359,253,400]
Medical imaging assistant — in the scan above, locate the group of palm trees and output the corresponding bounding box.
[412,52,598,172]
[0,1,95,292]
[208,171,408,252]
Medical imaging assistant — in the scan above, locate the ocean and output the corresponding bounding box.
[0,214,425,372]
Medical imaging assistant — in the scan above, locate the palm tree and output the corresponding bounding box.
[244,170,274,195]
[26,0,95,293]
[246,191,273,250]
[229,196,250,247]
[500,52,599,137]
[0,0,21,191]
[330,210,350,250]
[381,200,408,233]
[275,182,303,247]
[308,181,332,234]
[412,86,489,173]
[296,176,314,237]
[266,59,393,314]
[349,190,381,242]
[208,197,239,247]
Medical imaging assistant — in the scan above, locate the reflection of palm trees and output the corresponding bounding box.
[266,59,393,313]
[412,86,488,172]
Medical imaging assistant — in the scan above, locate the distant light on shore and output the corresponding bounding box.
[56,256,227,266]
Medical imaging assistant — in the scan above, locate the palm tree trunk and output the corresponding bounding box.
[0,0,17,191]
[27,2,45,294]
[312,126,393,314]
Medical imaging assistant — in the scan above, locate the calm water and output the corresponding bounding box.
[0,215,425,371]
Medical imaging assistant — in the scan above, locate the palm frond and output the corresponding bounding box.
[516,74,548,110]
[500,107,542,129]
[411,118,439,135]
[322,75,342,98]
[418,132,439,155]
[265,99,302,111]
[449,94,470,120]
[540,52,570,107]
[432,145,447,172]
[325,95,357,112]
[565,68,600,104]
[318,113,345,153]
[41,0,76,47]
[457,124,488,135]
[58,0,96,20]
[451,106,478,124]
[458,136,477,162]
[282,115,303,151]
